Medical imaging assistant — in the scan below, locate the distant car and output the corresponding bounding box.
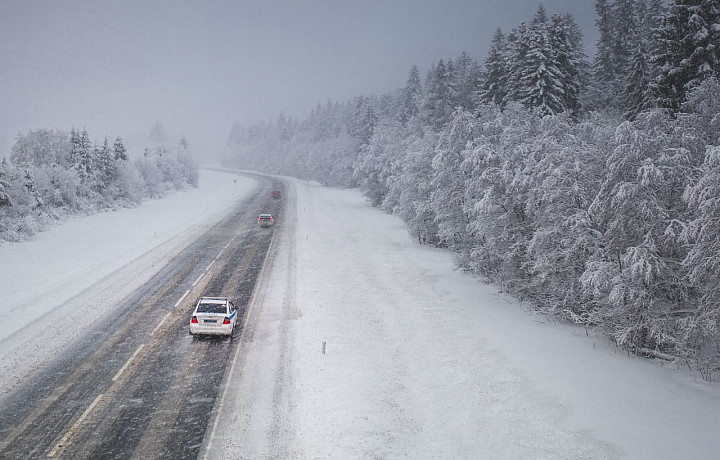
[189,297,237,337]
[257,213,274,227]
[271,190,282,199]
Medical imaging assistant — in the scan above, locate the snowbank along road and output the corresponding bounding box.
[0,172,286,459]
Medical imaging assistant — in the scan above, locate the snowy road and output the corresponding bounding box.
[0,171,286,459]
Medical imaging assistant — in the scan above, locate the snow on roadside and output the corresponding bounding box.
[207,178,720,460]
[0,169,256,401]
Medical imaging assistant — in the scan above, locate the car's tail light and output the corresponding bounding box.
[191,316,198,324]
[223,317,231,324]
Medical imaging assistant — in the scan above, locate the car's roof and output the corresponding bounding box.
[198,297,230,304]
[259,213,273,217]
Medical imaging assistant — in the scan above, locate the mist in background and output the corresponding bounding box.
[0,0,598,162]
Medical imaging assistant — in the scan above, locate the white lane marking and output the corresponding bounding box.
[223,242,230,249]
[112,344,145,382]
[174,289,190,308]
[192,273,204,287]
[216,249,224,259]
[206,260,215,271]
[47,393,104,458]
[150,312,171,336]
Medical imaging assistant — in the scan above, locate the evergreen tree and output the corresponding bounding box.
[480,28,509,107]
[517,7,566,115]
[422,59,454,129]
[625,35,656,119]
[70,128,81,168]
[96,136,116,190]
[23,168,43,208]
[113,136,128,162]
[591,0,622,111]
[398,64,423,125]
[355,99,378,147]
[625,0,661,119]
[654,0,720,111]
[549,14,583,115]
[613,0,639,78]
[76,129,93,181]
[452,52,481,111]
[505,22,530,103]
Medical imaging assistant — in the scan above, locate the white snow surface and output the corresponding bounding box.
[206,178,720,460]
[1,171,719,459]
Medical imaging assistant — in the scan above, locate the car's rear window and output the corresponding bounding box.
[196,303,227,314]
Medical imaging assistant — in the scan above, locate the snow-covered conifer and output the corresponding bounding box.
[517,7,566,115]
[22,168,43,209]
[480,28,509,107]
[422,60,454,130]
[549,14,583,116]
[113,136,127,162]
[398,65,423,125]
[654,0,720,111]
[505,22,530,103]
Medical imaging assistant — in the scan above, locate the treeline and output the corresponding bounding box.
[222,0,720,377]
[0,128,198,243]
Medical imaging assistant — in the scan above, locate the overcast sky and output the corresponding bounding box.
[0,0,599,160]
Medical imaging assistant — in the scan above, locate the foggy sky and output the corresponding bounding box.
[0,0,599,161]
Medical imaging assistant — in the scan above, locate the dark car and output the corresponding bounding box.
[271,190,282,199]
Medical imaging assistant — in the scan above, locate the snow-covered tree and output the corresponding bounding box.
[516,7,567,115]
[625,30,656,119]
[398,65,424,125]
[354,121,402,206]
[583,110,702,353]
[10,129,70,168]
[391,125,440,245]
[451,52,481,111]
[355,99,378,147]
[74,129,93,182]
[654,0,720,111]
[422,60,454,129]
[480,28,509,107]
[549,14,584,116]
[0,158,13,207]
[95,136,116,193]
[505,22,530,104]
[682,143,720,372]
[430,108,477,251]
[22,168,43,209]
[464,103,540,292]
[112,136,127,162]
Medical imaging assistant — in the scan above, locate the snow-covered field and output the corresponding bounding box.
[1,170,719,459]
[0,169,256,400]
[206,178,720,460]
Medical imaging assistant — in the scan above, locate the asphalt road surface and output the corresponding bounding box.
[0,172,285,460]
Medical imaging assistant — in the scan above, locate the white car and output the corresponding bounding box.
[189,297,237,337]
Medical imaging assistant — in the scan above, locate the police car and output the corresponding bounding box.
[189,297,237,337]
